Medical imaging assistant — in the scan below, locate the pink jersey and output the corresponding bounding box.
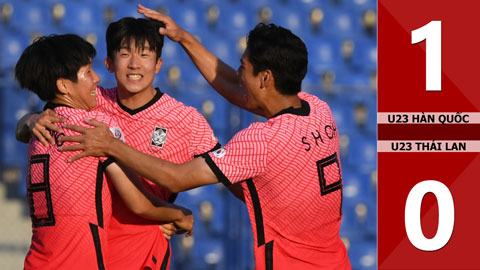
[96,86,219,269]
[25,103,120,270]
[203,92,351,270]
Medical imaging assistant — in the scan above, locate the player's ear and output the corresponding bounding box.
[104,57,114,73]
[154,57,163,74]
[56,78,70,94]
[260,70,272,89]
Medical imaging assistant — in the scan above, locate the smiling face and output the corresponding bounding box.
[60,62,100,110]
[106,38,162,97]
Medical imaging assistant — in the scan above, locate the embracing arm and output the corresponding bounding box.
[107,140,217,193]
[15,109,64,146]
[138,4,264,117]
[60,119,219,193]
[105,162,194,235]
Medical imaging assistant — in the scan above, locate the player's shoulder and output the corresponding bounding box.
[234,122,268,140]
[58,109,116,136]
[298,91,328,107]
[97,85,116,96]
[299,91,334,117]
[95,85,117,109]
[158,93,205,121]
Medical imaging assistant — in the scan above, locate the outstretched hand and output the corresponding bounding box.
[59,119,115,162]
[137,4,185,42]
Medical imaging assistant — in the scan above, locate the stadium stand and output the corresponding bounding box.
[0,0,377,269]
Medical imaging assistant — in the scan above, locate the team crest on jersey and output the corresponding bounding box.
[151,126,168,148]
[110,126,125,142]
[213,148,226,158]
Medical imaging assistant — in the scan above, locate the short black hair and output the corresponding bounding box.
[247,23,308,95]
[106,17,165,60]
[15,34,96,101]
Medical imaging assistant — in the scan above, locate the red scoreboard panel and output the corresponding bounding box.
[378,0,480,269]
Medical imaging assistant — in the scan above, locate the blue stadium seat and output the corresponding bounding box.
[346,0,377,12]
[176,185,227,235]
[183,236,225,269]
[328,98,354,134]
[342,167,372,202]
[1,124,28,164]
[302,70,321,94]
[198,31,238,68]
[215,3,253,36]
[270,6,309,39]
[61,2,103,32]
[1,85,39,126]
[344,90,377,135]
[168,3,203,33]
[0,129,28,198]
[308,37,341,72]
[348,240,377,270]
[351,38,377,71]
[108,2,143,20]
[4,1,49,33]
[0,31,29,70]
[346,133,376,173]
[160,39,188,66]
[322,8,357,38]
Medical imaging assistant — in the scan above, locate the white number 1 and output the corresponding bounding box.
[411,21,442,91]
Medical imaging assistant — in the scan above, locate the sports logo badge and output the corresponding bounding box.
[110,126,125,142]
[151,126,168,148]
[213,148,226,158]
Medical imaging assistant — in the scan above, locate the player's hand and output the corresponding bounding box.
[137,4,185,43]
[174,208,194,237]
[28,109,65,147]
[59,119,115,162]
[160,223,176,240]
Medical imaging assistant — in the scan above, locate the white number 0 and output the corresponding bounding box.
[411,21,442,91]
[405,180,454,251]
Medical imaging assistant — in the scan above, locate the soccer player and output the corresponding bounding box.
[58,6,352,269]
[15,34,193,270]
[16,17,220,269]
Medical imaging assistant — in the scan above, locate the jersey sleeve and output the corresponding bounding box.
[187,108,220,157]
[201,124,267,186]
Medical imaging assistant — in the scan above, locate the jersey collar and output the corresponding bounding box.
[44,102,73,110]
[271,100,310,118]
[117,87,164,115]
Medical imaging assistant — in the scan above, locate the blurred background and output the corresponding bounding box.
[0,0,376,269]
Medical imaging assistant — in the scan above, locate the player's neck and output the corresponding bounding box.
[263,93,302,118]
[116,86,157,110]
[51,96,90,111]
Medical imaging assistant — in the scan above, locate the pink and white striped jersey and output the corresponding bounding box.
[96,86,219,269]
[203,92,351,270]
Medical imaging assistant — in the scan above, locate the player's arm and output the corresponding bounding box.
[105,162,194,236]
[60,119,219,193]
[15,109,65,146]
[137,4,265,117]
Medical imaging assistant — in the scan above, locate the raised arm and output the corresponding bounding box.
[16,109,65,146]
[105,162,194,236]
[60,119,219,193]
[137,4,264,117]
